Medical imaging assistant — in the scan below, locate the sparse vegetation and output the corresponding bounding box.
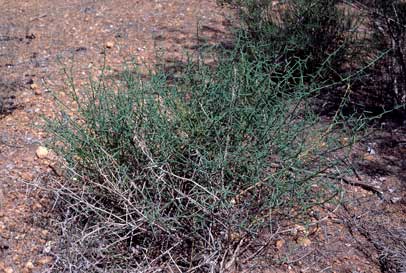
[44,0,405,272]
[46,43,360,272]
[221,0,406,116]
[355,0,406,113]
[218,0,359,80]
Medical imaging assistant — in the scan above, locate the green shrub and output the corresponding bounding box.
[220,0,406,116]
[46,48,358,271]
[219,0,358,80]
[367,0,406,109]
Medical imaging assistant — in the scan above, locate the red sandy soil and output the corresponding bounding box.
[0,1,405,272]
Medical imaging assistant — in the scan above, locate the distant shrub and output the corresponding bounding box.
[219,0,358,80]
[367,0,406,109]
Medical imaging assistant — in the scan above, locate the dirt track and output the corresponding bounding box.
[0,1,405,272]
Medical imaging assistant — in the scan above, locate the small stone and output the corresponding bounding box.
[5,267,14,273]
[295,225,305,232]
[34,89,42,96]
[33,202,43,209]
[106,41,114,48]
[30,83,39,90]
[297,237,312,247]
[318,142,327,149]
[37,256,53,265]
[12,254,20,262]
[36,146,49,159]
[43,241,52,254]
[275,239,285,250]
[391,197,402,204]
[228,231,241,241]
[291,224,305,236]
[25,261,34,269]
[367,145,376,155]
[340,137,349,146]
[49,163,64,177]
[20,172,34,181]
[363,153,375,161]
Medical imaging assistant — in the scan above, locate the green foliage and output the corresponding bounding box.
[46,48,355,271]
[369,0,406,107]
[44,1,380,271]
[219,0,406,115]
[220,0,358,79]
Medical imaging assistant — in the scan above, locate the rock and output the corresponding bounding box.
[275,239,285,250]
[297,236,312,247]
[20,172,34,181]
[363,153,375,161]
[25,261,34,269]
[36,146,49,159]
[37,256,53,265]
[30,83,42,95]
[106,41,114,48]
[340,137,349,146]
[391,197,402,204]
[5,267,14,273]
[34,89,42,96]
[367,146,376,155]
[291,224,306,236]
[33,202,43,210]
[30,83,39,90]
[49,162,65,177]
[43,241,52,253]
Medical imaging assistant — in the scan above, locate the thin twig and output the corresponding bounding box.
[328,174,384,199]
[224,238,245,271]
[30,13,47,21]
[244,226,281,262]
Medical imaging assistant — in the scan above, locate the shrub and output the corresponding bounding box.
[366,0,406,109]
[218,0,358,80]
[219,0,406,118]
[46,48,356,272]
